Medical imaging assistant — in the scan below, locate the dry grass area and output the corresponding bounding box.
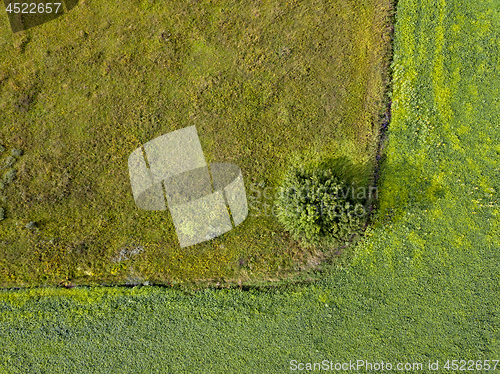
[0,0,393,287]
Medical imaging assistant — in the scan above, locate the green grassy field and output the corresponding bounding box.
[0,0,498,371]
[0,0,392,287]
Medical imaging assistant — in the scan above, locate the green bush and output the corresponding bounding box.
[0,144,5,153]
[276,164,370,248]
[0,207,4,221]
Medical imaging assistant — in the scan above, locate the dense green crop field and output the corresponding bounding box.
[0,0,392,287]
[0,0,498,371]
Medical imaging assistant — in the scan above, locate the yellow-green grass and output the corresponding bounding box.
[357,0,500,275]
[0,0,392,286]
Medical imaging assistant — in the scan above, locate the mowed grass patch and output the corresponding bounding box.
[357,0,500,274]
[0,0,392,286]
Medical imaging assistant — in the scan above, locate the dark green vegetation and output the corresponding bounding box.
[275,158,372,249]
[0,0,499,371]
[0,0,392,286]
